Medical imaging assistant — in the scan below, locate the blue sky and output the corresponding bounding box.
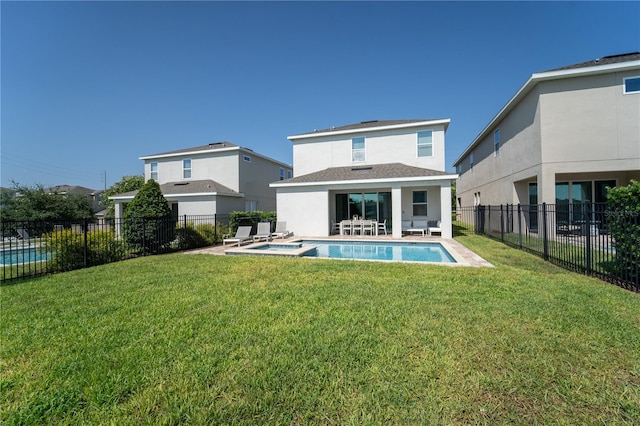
[1,1,638,190]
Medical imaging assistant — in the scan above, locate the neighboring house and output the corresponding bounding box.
[271,119,457,238]
[46,185,106,218]
[453,52,640,217]
[110,142,292,220]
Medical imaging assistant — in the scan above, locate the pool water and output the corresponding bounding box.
[1,246,50,265]
[300,240,456,263]
[234,240,457,263]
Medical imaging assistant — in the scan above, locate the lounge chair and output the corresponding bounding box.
[16,228,30,241]
[253,222,273,242]
[223,226,253,246]
[428,220,442,236]
[273,222,292,239]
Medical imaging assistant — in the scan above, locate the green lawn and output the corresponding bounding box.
[1,234,639,425]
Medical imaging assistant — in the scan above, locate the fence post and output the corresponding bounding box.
[500,204,504,241]
[183,214,187,247]
[83,218,88,267]
[517,204,522,249]
[542,203,549,260]
[585,203,592,274]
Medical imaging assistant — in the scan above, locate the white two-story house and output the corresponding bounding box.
[271,119,457,238]
[111,142,292,220]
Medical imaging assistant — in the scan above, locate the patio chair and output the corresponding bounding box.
[428,220,442,236]
[330,220,341,235]
[377,219,387,235]
[340,219,352,235]
[273,221,292,239]
[223,226,253,246]
[361,220,374,235]
[16,228,30,241]
[352,220,364,235]
[253,222,273,242]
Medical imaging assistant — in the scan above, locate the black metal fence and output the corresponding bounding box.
[455,203,639,292]
[0,214,251,283]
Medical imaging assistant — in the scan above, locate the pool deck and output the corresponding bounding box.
[184,235,493,267]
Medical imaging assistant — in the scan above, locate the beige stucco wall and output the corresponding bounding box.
[456,68,640,207]
[145,152,240,191]
[292,124,447,176]
[238,154,291,212]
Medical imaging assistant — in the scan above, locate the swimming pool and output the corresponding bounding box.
[1,246,50,265]
[226,239,457,264]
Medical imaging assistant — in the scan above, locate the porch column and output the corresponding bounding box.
[440,182,453,238]
[392,186,403,238]
[114,201,124,237]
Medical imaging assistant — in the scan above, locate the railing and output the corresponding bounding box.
[0,214,240,283]
[454,203,639,292]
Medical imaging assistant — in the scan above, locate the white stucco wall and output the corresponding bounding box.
[292,124,447,176]
[276,188,330,237]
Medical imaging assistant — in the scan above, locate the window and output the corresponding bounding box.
[470,153,474,172]
[182,159,191,179]
[287,170,293,179]
[150,162,158,181]
[352,137,365,162]
[417,131,433,157]
[412,190,427,216]
[456,164,461,174]
[494,129,500,156]
[279,168,285,180]
[245,200,258,212]
[623,76,640,94]
[243,155,251,163]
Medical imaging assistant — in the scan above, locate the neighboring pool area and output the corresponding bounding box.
[226,239,458,264]
[1,246,50,265]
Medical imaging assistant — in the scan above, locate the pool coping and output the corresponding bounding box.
[225,241,317,258]
[187,236,493,268]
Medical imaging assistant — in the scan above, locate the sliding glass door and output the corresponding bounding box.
[335,192,392,225]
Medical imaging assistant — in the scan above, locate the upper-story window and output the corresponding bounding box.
[150,162,158,181]
[287,170,293,179]
[623,76,640,94]
[352,137,365,162]
[494,129,500,156]
[279,168,285,180]
[183,159,192,179]
[243,155,252,163]
[417,131,433,157]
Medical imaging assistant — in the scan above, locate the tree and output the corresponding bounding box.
[0,182,93,223]
[102,175,144,218]
[606,180,640,284]
[122,180,175,254]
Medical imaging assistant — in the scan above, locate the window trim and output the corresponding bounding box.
[182,158,192,179]
[150,162,158,181]
[279,167,285,180]
[351,137,365,163]
[243,155,252,163]
[623,76,640,94]
[417,130,433,158]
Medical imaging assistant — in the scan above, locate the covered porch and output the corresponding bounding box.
[272,164,456,238]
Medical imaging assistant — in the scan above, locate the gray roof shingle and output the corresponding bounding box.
[544,52,640,72]
[278,163,452,184]
[115,179,239,197]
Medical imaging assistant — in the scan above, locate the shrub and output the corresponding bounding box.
[228,211,276,234]
[46,228,127,272]
[606,180,640,284]
[175,222,229,249]
[122,180,175,254]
